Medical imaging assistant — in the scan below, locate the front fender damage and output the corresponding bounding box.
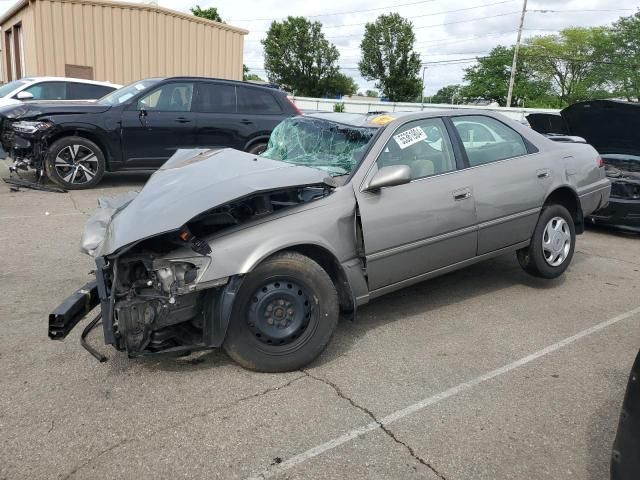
[74,149,340,357]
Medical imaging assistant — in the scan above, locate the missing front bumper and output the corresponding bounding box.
[48,281,100,339]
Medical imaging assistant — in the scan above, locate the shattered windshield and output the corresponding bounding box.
[261,117,378,176]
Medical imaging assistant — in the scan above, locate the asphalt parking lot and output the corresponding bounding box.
[1,164,639,480]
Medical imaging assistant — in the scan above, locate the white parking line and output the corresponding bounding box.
[247,306,640,480]
[0,212,84,220]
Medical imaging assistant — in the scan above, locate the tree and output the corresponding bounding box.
[463,45,554,107]
[320,72,358,97]
[242,64,264,82]
[365,89,379,98]
[608,12,640,101]
[191,5,223,23]
[262,16,340,97]
[523,27,611,105]
[358,13,422,102]
[431,84,463,104]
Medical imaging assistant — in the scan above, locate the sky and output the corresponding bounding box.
[1,0,637,95]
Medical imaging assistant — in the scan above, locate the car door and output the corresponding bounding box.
[193,81,243,149]
[450,115,546,255]
[120,81,198,168]
[354,117,478,292]
[235,85,287,150]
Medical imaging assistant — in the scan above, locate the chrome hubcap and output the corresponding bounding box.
[542,216,571,267]
[54,145,98,184]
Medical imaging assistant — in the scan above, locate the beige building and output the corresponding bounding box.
[0,0,247,84]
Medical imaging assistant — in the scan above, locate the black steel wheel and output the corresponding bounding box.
[223,252,339,372]
[45,136,105,189]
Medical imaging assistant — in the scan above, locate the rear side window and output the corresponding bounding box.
[452,115,528,167]
[67,83,114,100]
[237,87,282,114]
[194,83,236,113]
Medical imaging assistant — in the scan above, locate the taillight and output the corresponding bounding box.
[286,96,302,115]
[596,155,604,168]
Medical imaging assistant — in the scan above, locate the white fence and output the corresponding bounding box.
[290,96,559,122]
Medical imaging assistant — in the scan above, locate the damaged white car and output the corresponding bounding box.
[49,111,610,372]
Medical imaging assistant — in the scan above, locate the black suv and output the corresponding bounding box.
[0,77,300,189]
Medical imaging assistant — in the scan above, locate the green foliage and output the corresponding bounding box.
[462,45,553,107]
[365,89,379,98]
[190,5,223,23]
[608,12,640,101]
[358,13,422,102]
[243,65,264,82]
[431,84,463,104]
[333,102,345,112]
[522,27,611,105]
[262,16,341,97]
[321,72,358,97]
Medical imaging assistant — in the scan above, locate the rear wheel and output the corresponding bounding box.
[517,204,576,279]
[45,136,105,189]
[223,252,339,372]
[246,142,267,155]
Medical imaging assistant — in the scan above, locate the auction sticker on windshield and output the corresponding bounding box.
[394,126,427,150]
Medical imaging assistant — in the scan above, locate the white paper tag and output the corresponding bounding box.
[393,126,427,150]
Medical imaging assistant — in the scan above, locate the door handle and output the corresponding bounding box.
[175,117,191,123]
[537,169,550,179]
[453,189,472,201]
[240,119,253,125]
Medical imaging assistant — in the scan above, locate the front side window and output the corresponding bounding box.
[376,118,456,180]
[98,78,161,106]
[137,82,194,112]
[452,115,528,167]
[23,81,66,100]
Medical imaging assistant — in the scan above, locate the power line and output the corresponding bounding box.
[246,11,522,41]
[229,0,439,22]
[253,0,517,32]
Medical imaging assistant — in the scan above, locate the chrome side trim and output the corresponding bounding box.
[477,207,541,231]
[367,224,478,261]
[368,240,530,300]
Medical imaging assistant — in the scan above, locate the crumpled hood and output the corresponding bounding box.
[91,148,333,256]
[0,100,111,119]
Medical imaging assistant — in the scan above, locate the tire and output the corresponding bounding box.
[223,252,339,372]
[246,142,267,155]
[517,204,576,279]
[45,136,105,190]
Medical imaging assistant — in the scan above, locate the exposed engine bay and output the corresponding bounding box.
[102,184,333,356]
[604,158,640,200]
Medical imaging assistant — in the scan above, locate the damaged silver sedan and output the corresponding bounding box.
[49,111,611,372]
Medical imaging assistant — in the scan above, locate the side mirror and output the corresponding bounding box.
[16,91,34,100]
[364,165,411,192]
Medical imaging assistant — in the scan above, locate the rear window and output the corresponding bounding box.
[238,87,282,114]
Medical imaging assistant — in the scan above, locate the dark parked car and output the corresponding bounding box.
[528,100,640,232]
[0,77,300,189]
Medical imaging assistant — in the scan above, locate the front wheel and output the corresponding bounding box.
[45,136,106,189]
[246,142,267,155]
[223,252,339,372]
[517,204,576,279]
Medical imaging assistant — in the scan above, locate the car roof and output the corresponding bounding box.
[303,109,487,128]
[164,76,283,92]
[19,76,121,87]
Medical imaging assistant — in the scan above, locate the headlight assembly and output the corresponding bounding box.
[12,120,54,134]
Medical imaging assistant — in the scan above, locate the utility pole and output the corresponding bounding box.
[506,0,527,108]
[421,66,427,104]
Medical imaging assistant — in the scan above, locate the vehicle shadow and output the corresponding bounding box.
[130,253,565,373]
[97,171,152,189]
[318,253,565,365]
